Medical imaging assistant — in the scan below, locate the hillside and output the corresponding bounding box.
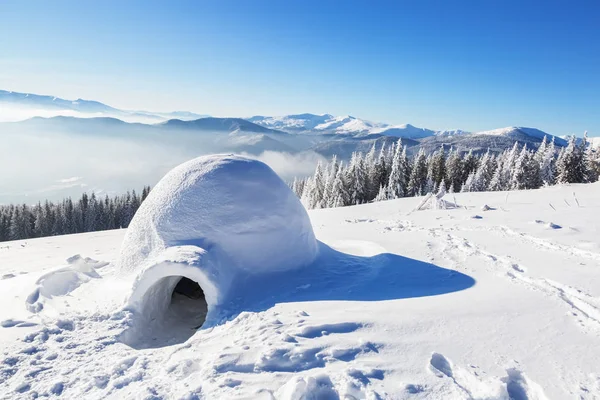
[159,117,286,135]
[1,183,599,398]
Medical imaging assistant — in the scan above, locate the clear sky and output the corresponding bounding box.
[1,0,598,135]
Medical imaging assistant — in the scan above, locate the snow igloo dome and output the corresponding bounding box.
[118,155,318,346]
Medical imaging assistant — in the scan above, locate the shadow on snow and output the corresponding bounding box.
[222,241,476,317]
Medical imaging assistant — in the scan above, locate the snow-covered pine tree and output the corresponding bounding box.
[329,163,348,208]
[525,149,542,189]
[489,143,519,191]
[374,184,388,202]
[0,208,10,242]
[323,156,341,207]
[400,146,412,196]
[534,135,548,167]
[408,148,428,196]
[537,136,556,186]
[372,144,389,194]
[556,135,584,184]
[472,150,495,191]
[387,140,406,199]
[364,144,378,201]
[510,144,529,190]
[424,153,436,193]
[445,149,464,193]
[429,145,446,187]
[33,202,44,238]
[300,176,314,208]
[579,132,596,183]
[353,152,369,204]
[290,177,300,198]
[52,205,64,236]
[461,172,476,192]
[462,150,479,184]
[85,193,98,232]
[584,134,599,183]
[9,206,22,240]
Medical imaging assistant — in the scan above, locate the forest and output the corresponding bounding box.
[293,134,599,209]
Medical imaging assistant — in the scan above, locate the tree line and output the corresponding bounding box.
[0,186,151,242]
[292,134,600,209]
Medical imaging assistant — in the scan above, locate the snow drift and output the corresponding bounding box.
[118,154,318,346]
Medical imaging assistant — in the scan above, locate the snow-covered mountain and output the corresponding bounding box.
[0,90,208,123]
[159,117,285,135]
[312,115,387,135]
[435,129,470,136]
[370,123,436,139]
[250,113,388,135]
[471,126,567,146]
[250,115,472,139]
[247,113,334,133]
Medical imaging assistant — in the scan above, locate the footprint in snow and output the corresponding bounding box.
[0,319,38,328]
[24,255,109,313]
[430,352,453,378]
[429,353,549,400]
[295,322,363,339]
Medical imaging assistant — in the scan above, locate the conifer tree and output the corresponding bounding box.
[387,140,406,199]
[408,148,428,196]
[445,149,464,193]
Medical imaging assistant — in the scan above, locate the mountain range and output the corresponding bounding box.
[1,89,584,159]
[0,90,209,123]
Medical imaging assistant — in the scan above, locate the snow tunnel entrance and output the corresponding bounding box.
[170,277,208,330]
[121,275,209,349]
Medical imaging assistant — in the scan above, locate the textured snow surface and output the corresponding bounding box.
[1,183,600,398]
[119,154,317,277]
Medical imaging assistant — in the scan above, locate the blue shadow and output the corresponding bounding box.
[223,241,476,316]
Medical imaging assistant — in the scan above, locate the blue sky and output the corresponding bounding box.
[1,0,598,135]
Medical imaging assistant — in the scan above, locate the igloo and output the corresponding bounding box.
[118,155,318,347]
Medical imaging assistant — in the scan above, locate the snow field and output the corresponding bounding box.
[0,183,599,398]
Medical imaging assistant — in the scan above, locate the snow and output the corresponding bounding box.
[370,124,436,139]
[1,181,600,398]
[313,115,387,135]
[475,126,558,142]
[118,154,318,345]
[248,114,335,131]
[434,129,470,136]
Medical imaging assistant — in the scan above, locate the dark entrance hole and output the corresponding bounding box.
[170,277,208,330]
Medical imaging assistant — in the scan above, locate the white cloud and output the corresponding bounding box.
[58,176,82,184]
[241,151,325,181]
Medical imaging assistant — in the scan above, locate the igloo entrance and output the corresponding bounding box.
[170,277,208,329]
[122,273,210,349]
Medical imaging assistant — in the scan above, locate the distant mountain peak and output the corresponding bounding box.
[0,89,207,124]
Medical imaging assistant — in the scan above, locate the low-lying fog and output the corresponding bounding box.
[0,117,324,204]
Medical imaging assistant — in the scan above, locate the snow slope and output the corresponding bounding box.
[249,114,388,135]
[248,114,335,132]
[474,126,566,145]
[371,124,437,139]
[1,183,600,399]
[313,115,387,135]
